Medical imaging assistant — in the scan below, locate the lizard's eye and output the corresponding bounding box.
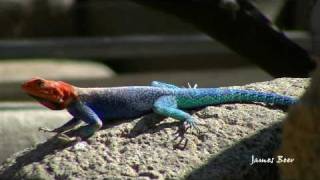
[35,79,44,88]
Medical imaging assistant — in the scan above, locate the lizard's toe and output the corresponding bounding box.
[185,118,201,134]
[185,118,196,128]
[39,127,55,133]
[56,133,79,143]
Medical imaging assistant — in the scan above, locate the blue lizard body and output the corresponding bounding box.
[71,86,296,124]
[22,79,297,139]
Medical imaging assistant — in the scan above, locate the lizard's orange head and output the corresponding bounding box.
[21,77,76,110]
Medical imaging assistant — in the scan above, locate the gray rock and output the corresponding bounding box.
[0,78,308,179]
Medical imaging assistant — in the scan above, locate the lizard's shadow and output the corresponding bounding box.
[127,112,200,138]
[250,102,290,111]
[126,103,288,138]
[128,114,168,138]
[79,112,187,139]
[126,113,197,150]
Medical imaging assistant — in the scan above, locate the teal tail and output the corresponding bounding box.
[221,89,297,106]
[177,88,297,109]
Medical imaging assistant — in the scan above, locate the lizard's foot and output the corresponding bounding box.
[173,118,200,139]
[40,127,81,143]
[39,127,56,133]
[184,118,201,134]
[74,123,101,140]
[55,133,81,143]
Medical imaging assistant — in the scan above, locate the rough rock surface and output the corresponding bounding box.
[0,78,308,180]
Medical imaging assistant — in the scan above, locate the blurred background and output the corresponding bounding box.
[0,0,315,95]
[0,0,316,163]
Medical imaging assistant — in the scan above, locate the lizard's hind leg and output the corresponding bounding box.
[153,96,199,132]
[151,81,180,88]
[151,81,198,89]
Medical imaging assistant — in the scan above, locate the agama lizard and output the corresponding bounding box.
[22,77,297,140]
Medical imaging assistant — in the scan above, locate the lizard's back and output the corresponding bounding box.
[76,86,174,120]
[75,86,296,121]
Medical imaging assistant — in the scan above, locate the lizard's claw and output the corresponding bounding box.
[185,118,201,134]
[173,118,201,138]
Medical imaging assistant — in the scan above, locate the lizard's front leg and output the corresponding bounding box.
[39,117,81,134]
[39,117,82,142]
[67,100,103,139]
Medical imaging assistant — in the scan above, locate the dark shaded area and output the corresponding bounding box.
[19,0,75,38]
[0,0,315,77]
[73,0,90,36]
[187,122,282,180]
[131,0,315,77]
[99,55,247,73]
[276,0,298,30]
[127,114,167,138]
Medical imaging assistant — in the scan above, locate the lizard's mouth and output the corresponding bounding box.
[28,94,64,110]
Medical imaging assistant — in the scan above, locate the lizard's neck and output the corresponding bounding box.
[40,83,78,110]
[59,84,78,109]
